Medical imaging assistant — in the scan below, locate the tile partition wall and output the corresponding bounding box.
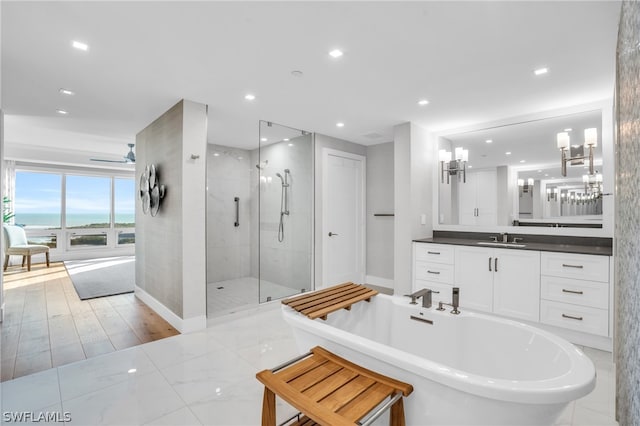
[615,1,640,424]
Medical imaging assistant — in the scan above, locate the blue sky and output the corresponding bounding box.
[15,172,134,215]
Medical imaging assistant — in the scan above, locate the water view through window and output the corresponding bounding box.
[14,171,62,229]
[66,175,111,228]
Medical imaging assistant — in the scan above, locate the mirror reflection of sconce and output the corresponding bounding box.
[518,178,534,197]
[583,173,603,195]
[546,187,559,202]
[557,128,598,176]
[139,164,166,217]
[439,147,468,184]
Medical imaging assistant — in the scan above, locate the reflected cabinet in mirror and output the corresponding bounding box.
[437,109,605,229]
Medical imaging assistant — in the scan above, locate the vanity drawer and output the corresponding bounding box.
[414,261,454,284]
[540,300,608,336]
[540,252,609,282]
[414,243,454,264]
[541,276,608,309]
[413,280,453,300]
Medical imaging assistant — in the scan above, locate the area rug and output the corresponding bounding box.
[64,256,135,300]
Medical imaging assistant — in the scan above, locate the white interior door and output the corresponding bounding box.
[322,149,365,287]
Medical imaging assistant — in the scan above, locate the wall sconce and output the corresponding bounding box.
[518,178,534,197]
[583,173,603,195]
[439,147,468,184]
[557,128,597,177]
[546,187,559,201]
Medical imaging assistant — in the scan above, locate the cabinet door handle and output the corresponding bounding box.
[494,257,498,272]
[427,251,440,255]
[562,263,584,269]
[488,257,492,272]
[562,289,584,295]
[427,270,440,275]
[562,313,583,321]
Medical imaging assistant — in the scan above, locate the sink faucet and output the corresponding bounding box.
[501,232,509,243]
[405,288,439,308]
[436,287,461,314]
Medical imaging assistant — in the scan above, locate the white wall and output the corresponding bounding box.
[366,142,394,285]
[135,99,207,332]
[394,122,434,297]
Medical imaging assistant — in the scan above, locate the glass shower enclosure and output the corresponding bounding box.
[206,121,313,317]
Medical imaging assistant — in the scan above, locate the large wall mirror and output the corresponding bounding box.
[435,102,612,234]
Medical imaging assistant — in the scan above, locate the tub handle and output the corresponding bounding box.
[562,289,584,295]
[562,313,583,321]
[562,263,584,269]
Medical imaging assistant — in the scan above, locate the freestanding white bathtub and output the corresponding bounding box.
[282,293,595,426]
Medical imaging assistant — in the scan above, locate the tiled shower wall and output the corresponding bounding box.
[615,1,640,423]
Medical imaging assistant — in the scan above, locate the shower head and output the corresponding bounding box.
[275,172,284,182]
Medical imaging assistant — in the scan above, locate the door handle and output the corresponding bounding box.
[488,257,492,272]
[328,232,338,237]
[494,257,498,272]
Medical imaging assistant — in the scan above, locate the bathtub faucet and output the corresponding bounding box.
[436,287,461,315]
[405,288,439,308]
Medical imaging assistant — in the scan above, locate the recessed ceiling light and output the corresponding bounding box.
[288,143,294,147]
[260,137,267,142]
[329,49,344,58]
[564,128,572,132]
[485,139,493,144]
[127,369,137,374]
[537,170,542,173]
[336,122,345,128]
[505,151,511,155]
[520,160,526,163]
[545,174,549,176]
[213,153,220,157]
[417,99,429,106]
[468,165,473,169]
[59,88,75,96]
[56,109,68,115]
[72,40,88,51]
[534,67,548,76]
[244,94,256,101]
[283,138,290,141]
[238,156,243,160]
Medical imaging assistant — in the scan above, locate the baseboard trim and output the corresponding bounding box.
[135,285,206,333]
[365,275,394,289]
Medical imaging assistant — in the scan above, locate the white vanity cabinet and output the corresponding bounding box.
[412,243,454,299]
[454,246,541,321]
[539,252,610,336]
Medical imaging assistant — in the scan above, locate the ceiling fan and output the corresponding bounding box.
[90,143,136,164]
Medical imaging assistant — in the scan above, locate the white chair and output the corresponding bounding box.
[3,225,50,272]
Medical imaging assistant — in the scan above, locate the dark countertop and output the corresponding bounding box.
[413,232,613,256]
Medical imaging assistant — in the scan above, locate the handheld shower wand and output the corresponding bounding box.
[277,169,290,242]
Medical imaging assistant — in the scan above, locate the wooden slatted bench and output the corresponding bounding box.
[256,346,413,426]
[282,283,378,320]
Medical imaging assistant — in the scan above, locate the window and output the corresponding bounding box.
[65,175,111,229]
[14,171,62,229]
[114,178,135,228]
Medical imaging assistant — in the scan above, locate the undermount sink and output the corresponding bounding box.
[476,241,527,248]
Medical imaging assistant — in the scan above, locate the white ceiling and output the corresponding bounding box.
[1,1,621,166]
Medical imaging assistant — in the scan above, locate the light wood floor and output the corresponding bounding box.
[1,262,179,382]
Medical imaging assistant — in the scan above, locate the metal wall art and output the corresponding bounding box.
[139,164,166,216]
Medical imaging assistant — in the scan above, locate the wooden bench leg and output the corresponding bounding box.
[262,387,276,426]
[27,255,32,272]
[46,252,50,268]
[21,256,26,267]
[390,396,405,426]
[3,255,9,271]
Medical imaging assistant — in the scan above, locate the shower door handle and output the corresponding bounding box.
[328,232,338,237]
[234,197,240,227]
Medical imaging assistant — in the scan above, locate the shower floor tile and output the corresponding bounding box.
[207,277,304,317]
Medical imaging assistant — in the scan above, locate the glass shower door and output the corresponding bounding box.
[257,121,314,302]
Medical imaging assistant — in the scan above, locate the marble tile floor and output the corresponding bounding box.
[0,305,618,426]
[207,277,305,317]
